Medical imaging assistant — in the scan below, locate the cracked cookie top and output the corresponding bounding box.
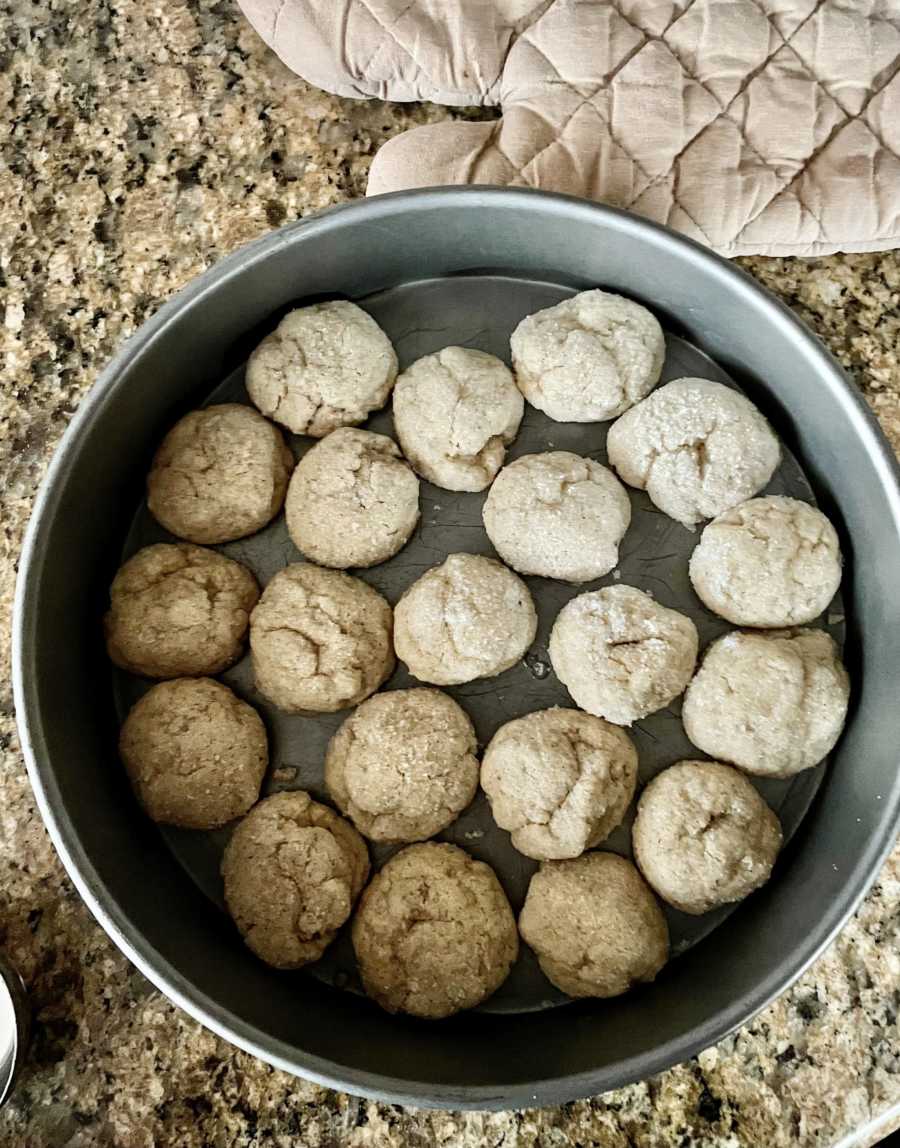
[351,842,517,1018]
[104,543,259,679]
[246,300,398,437]
[481,706,637,861]
[683,628,850,778]
[549,584,698,726]
[249,562,394,713]
[483,450,632,582]
[285,427,419,569]
[325,687,478,843]
[393,552,537,686]
[510,289,665,423]
[222,790,369,969]
[633,759,782,916]
[519,852,668,999]
[689,495,842,627]
[147,403,294,545]
[607,377,781,529]
[392,346,524,492]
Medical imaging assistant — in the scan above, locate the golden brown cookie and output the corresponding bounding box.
[633,760,782,915]
[222,791,369,969]
[519,852,669,998]
[119,678,267,829]
[250,563,394,713]
[325,688,478,843]
[481,707,637,861]
[147,403,293,544]
[104,543,259,679]
[352,843,518,1018]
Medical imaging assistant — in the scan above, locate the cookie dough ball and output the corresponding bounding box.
[394,553,537,686]
[246,301,398,437]
[683,628,849,777]
[549,585,698,725]
[392,347,524,492]
[250,564,393,713]
[285,428,419,568]
[689,496,842,627]
[147,404,294,544]
[481,707,638,861]
[325,689,478,842]
[105,544,259,679]
[607,378,781,528]
[483,452,632,582]
[519,852,668,998]
[119,678,267,829]
[222,791,369,969]
[510,289,665,423]
[633,760,782,915]
[352,843,518,1017]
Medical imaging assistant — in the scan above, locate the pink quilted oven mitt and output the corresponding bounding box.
[239,0,900,257]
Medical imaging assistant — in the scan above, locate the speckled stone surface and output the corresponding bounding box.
[1,1,899,1145]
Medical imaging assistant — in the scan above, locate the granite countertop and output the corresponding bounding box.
[1,0,899,1145]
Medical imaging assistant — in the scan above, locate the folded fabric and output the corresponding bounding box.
[239,0,900,257]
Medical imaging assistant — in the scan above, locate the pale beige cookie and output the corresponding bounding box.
[325,688,478,842]
[682,628,849,778]
[147,403,294,544]
[250,564,393,713]
[549,585,698,725]
[633,760,782,915]
[285,428,419,568]
[607,378,781,528]
[352,842,518,1017]
[519,852,669,998]
[393,553,537,686]
[246,301,398,436]
[104,543,259,679]
[510,289,665,422]
[689,496,842,627]
[481,707,638,861]
[222,791,369,969]
[482,451,631,582]
[119,678,267,829]
[392,346,524,491]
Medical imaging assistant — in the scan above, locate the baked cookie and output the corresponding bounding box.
[633,759,782,915]
[147,403,294,544]
[119,678,267,829]
[250,564,393,713]
[482,451,631,582]
[325,688,478,842]
[607,378,781,528]
[285,427,419,568]
[549,584,698,725]
[246,301,398,436]
[352,842,518,1017]
[689,495,842,627]
[222,791,369,968]
[519,852,669,998]
[510,289,665,422]
[392,346,524,491]
[393,553,537,685]
[104,543,259,679]
[481,707,638,860]
[682,628,850,777]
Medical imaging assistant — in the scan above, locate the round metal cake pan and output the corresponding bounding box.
[13,188,900,1110]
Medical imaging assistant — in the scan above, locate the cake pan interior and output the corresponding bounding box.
[14,188,900,1109]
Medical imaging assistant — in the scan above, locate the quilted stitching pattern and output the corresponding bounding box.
[238,0,900,255]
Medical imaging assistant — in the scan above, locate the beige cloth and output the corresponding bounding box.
[240,0,900,257]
